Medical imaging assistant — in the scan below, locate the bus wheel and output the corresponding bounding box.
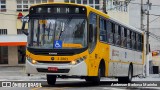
[118,65,133,83]
[85,65,102,85]
[46,75,57,85]
[94,67,101,84]
[127,65,133,82]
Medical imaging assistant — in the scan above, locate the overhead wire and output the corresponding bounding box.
[149,32,160,42]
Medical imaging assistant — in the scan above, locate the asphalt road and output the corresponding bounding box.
[1,80,160,90]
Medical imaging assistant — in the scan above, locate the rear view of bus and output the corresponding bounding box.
[25,3,89,85]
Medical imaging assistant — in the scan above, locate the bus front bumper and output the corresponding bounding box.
[25,60,87,76]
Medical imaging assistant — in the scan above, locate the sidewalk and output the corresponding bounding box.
[0,66,26,76]
[0,66,46,81]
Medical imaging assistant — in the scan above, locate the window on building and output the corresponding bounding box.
[0,46,8,64]
[30,0,34,4]
[111,0,128,12]
[89,0,93,4]
[95,5,100,9]
[17,29,27,34]
[0,0,6,12]
[0,29,7,35]
[18,46,26,64]
[77,0,81,4]
[16,0,48,11]
[83,0,87,4]
[95,0,99,4]
[71,0,75,3]
[64,0,69,3]
[63,0,101,10]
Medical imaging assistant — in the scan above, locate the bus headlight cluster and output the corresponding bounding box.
[26,56,37,64]
[70,56,87,65]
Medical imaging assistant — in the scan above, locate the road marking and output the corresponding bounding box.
[31,87,41,90]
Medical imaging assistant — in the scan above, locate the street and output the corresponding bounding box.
[1,80,160,90]
[0,66,160,90]
[0,0,160,90]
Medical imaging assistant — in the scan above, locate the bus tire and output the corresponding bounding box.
[85,64,103,85]
[127,64,133,82]
[118,65,133,83]
[47,75,57,85]
[85,77,92,82]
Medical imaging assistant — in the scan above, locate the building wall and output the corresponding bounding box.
[0,0,49,66]
[0,0,17,66]
[108,11,129,24]
[107,0,129,24]
[8,46,18,66]
[0,0,17,35]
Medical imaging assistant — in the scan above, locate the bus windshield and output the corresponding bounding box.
[28,17,87,49]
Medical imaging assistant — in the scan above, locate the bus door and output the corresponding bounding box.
[88,13,98,76]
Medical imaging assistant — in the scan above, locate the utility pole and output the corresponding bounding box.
[146,0,150,77]
[141,0,144,31]
[103,0,107,14]
[141,0,146,77]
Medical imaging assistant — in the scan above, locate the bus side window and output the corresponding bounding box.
[127,30,131,49]
[122,27,127,48]
[99,17,106,42]
[121,27,124,47]
[130,31,132,49]
[118,25,121,46]
[107,21,113,44]
[115,24,120,46]
[131,32,136,50]
[89,13,97,52]
[112,23,115,44]
[136,33,139,50]
[124,28,127,47]
[139,34,143,51]
[141,35,143,51]
[137,34,141,51]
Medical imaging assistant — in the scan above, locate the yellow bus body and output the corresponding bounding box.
[26,3,144,79]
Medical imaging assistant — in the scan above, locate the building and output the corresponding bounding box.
[0,0,129,66]
[0,0,56,66]
[63,0,129,24]
[129,0,160,51]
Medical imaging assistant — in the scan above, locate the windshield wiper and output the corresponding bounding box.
[48,22,51,40]
[58,22,65,40]
[58,17,73,40]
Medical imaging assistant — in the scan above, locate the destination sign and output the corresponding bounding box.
[29,5,86,15]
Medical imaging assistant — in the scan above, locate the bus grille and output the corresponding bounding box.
[37,61,71,64]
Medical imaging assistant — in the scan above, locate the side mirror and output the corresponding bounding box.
[89,24,94,43]
[21,15,29,36]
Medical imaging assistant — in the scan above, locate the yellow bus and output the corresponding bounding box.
[22,2,145,85]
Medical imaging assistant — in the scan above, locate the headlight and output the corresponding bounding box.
[26,56,37,64]
[70,56,87,65]
[31,60,37,64]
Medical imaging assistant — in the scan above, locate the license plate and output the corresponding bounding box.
[48,67,58,72]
